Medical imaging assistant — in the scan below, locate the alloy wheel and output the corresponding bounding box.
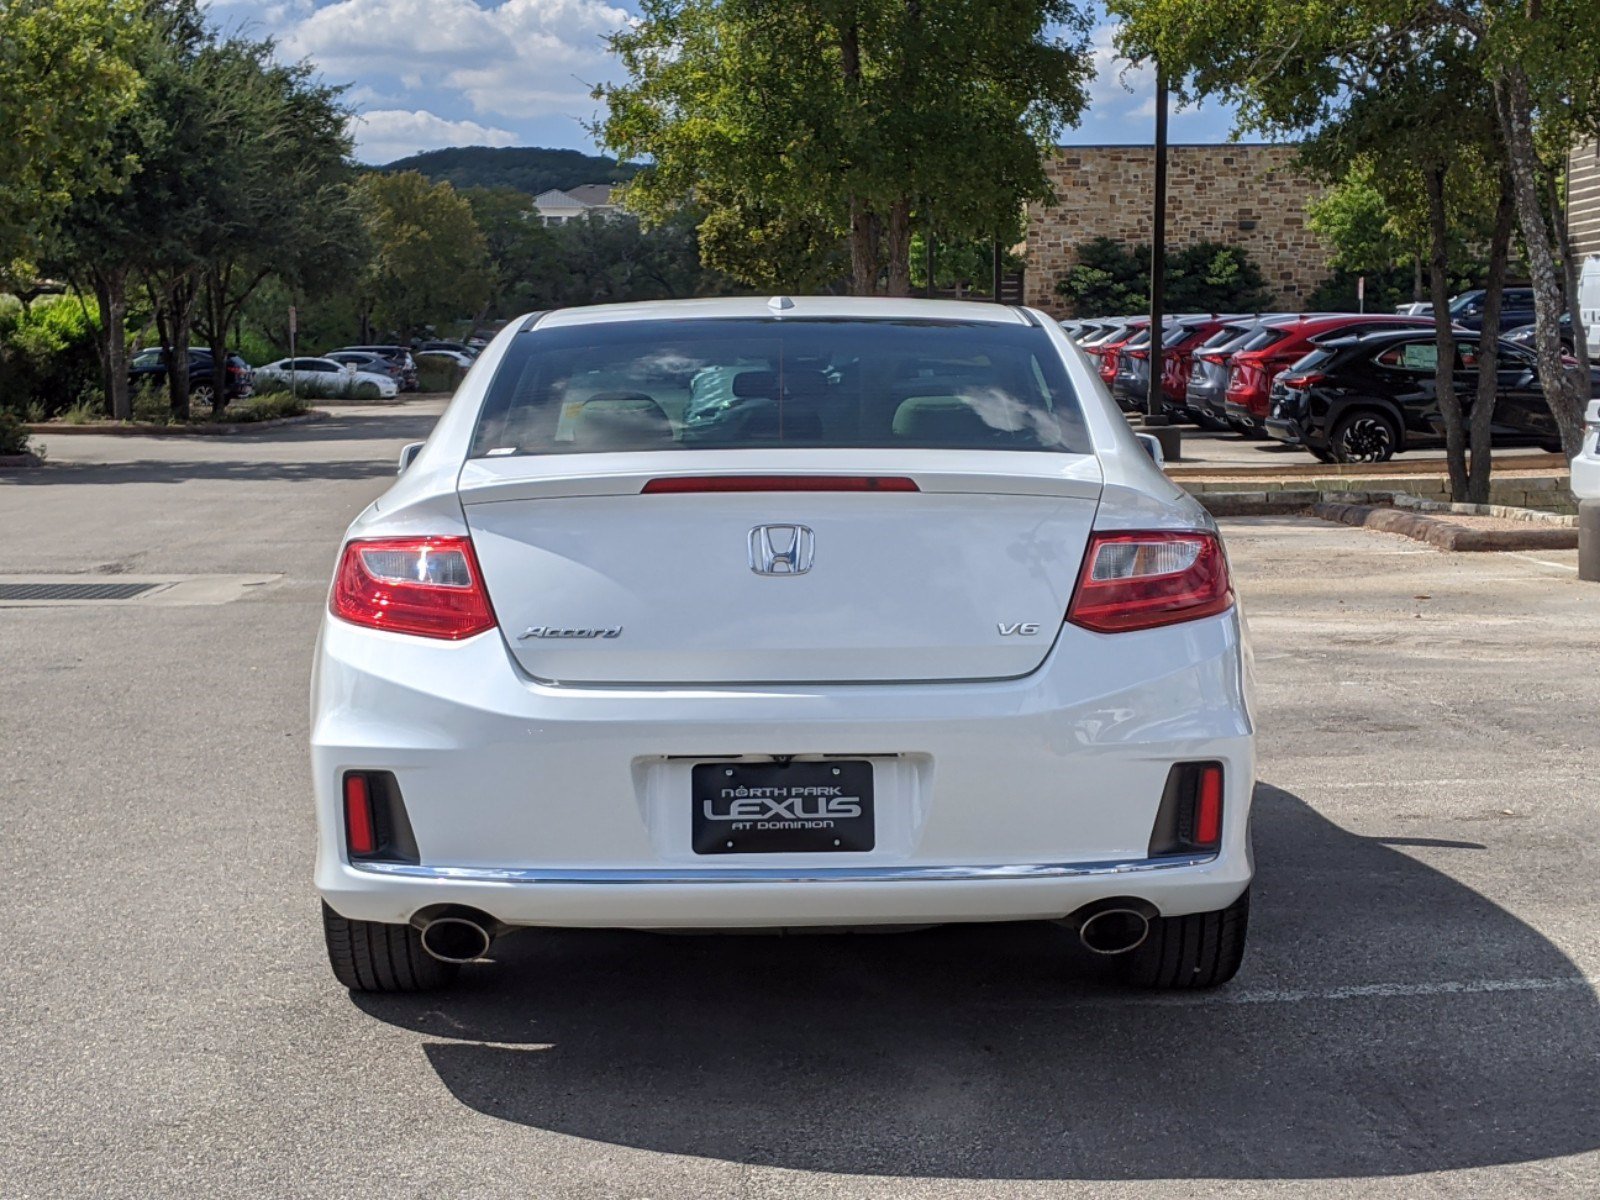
[1336,416,1395,462]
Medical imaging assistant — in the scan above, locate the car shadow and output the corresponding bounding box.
[351,784,1600,1180]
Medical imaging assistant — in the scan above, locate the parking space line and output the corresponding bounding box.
[1277,776,1587,790]
[999,975,1599,1010]
[1508,552,1579,572]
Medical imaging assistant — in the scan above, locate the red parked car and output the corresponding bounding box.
[1159,315,1246,425]
[1094,317,1149,388]
[1223,313,1436,435]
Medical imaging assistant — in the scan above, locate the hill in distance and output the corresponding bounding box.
[377,146,640,197]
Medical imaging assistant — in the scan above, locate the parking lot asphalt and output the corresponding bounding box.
[3,400,1598,1199]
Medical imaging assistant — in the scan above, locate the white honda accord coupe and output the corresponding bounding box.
[312,297,1255,992]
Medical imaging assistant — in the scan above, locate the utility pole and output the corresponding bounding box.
[1146,63,1169,422]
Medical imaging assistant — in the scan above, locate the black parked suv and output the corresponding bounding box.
[1264,328,1580,462]
[1448,288,1536,332]
[128,348,253,407]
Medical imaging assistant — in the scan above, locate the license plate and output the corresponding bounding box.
[691,760,874,855]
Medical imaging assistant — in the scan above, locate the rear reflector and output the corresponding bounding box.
[330,535,496,640]
[641,476,919,494]
[1067,531,1233,633]
[1196,764,1223,847]
[1149,762,1225,855]
[344,774,375,856]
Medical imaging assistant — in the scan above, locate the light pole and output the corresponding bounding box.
[1146,63,1169,422]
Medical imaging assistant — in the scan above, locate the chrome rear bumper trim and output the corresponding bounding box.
[349,853,1216,886]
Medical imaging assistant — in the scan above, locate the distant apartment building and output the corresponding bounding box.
[1568,141,1600,260]
[1024,144,1330,315]
[531,184,621,226]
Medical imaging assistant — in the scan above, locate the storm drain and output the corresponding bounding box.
[0,581,161,602]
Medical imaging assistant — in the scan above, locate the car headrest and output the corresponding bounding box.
[891,395,997,445]
[570,392,674,446]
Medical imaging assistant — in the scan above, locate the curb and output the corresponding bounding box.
[23,410,329,437]
[1310,501,1580,552]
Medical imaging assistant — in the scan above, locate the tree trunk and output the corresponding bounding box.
[90,270,131,420]
[148,274,199,421]
[202,267,229,416]
[848,200,880,296]
[839,21,877,297]
[884,198,912,297]
[1424,164,1467,500]
[1551,170,1591,382]
[1469,173,1516,505]
[1496,67,1587,456]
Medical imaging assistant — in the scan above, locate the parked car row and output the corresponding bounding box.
[1066,307,1589,462]
[124,339,482,405]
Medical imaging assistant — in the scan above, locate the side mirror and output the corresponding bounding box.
[398,442,424,474]
[1136,432,1166,468]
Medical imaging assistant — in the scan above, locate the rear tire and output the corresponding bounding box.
[1118,888,1249,989]
[321,901,459,992]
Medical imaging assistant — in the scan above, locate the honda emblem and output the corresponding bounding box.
[748,525,815,575]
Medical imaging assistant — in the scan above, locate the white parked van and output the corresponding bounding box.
[1580,256,1600,360]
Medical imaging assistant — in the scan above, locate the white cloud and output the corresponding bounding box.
[1083,22,1229,137]
[351,108,521,163]
[285,0,631,120]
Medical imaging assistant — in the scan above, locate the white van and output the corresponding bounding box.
[1580,256,1600,360]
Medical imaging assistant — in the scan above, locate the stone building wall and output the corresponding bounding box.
[1568,140,1600,261]
[1024,144,1330,315]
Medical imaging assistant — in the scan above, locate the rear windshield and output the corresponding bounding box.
[1238,327,1288,352]
[1199,324,1251,351]
[470,318,1090,457]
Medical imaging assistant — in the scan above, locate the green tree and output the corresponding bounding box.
[1109,0,1600,467]
[352,172,491,340]
[1109,0,1524,498]
[0,0,146,265]
[1306,161,1415,281]
[192,43,357,412]
[1054,237,1275,314]
[44,0,213,420]
[461,186,560,320]
[599,0,1093,295]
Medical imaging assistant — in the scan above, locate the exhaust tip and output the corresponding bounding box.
[419,915,493,964]
[1077,907,1152,956]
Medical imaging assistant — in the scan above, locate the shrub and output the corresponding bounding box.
[415,356,465,393]
[0,407,29,455]
[1054,237,1277,315]
[0,295,104,419]
[60,396,104,424]
[131,379,170,423]
[225,392,307,422]
[255,373,375,401]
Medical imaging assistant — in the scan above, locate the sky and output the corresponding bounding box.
[209,0,1241,166]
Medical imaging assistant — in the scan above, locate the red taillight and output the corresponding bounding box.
[330,536,496,640]
[1067,531,1233,633]
[641,475,918,494]
[1281,372,1327,389]
[1196,764,1223,847]
[344,773,375,855]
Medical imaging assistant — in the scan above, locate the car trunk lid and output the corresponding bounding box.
[458,451,1103,685]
